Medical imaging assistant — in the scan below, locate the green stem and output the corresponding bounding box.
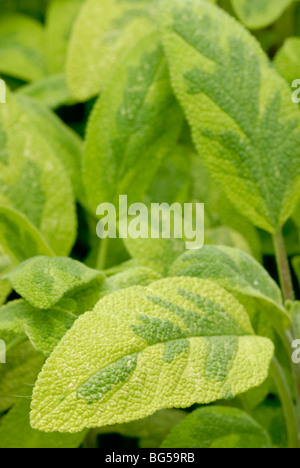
[271,358,299,448]
[82,429,98,449]
[273,229,295,302]
[96,237,109,271]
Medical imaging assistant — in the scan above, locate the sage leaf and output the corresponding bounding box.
[17,74,75,109]
[66,0,156,100]
[83,33,183,212]
[0,299,77,356]
[0,206,54,263]
[274,37,300,85]
[30,277,273,432]
[0,89,77,255]
[161,0,300,233]
[0,13,46,81]
[161,406,272,448]
[5,256,105,309]
[169,246,290,333]
[231,0,294,30]
[0,400,87,449]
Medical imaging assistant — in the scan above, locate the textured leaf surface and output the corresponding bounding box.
[30,277,273,432]
[17,74,75,109]
[0,14,46,81]
[0,206,54,264]
[84,33,183,211]
[0,339,44,412]
[15,94,83,197]
[100,267,162,298]
[0,400,86,449]
[66,0,156,100]
[231,0,293,30]
[45,0,85,74]
[274,37,300,85]
[161,0,300,233]
[169,246,289,332]
[0,90,76,255]
[0,299,77,356]
[6,256,104,309]
[161,406,272,448]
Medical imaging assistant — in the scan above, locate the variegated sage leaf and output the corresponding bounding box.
[66,0,156,100]
[161,0,300,233]
[0,299,77,356]
[5,256,105,309]
[169,246,290,333]
[231,0,294,30]
[0,13,46,82]
[0,206,54,264]
[161,406,272,448]
[84,33,183,211]
[30,277,273,432]
[0,90,77,255]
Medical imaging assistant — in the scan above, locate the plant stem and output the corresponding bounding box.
[273,229,295,302]
[271,358,299,448]
[96,237,109,271]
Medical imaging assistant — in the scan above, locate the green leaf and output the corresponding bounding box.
[161,0,300,233]
[45,0,85,74]
[15,94,83,197]
[0,89,77,255]
[5,256,105,309]
[66,0,156,100]
[0,299,77,356]
[160,406,272,448]
[169,246,290,333]
[274,37,300,85]
[253,399,288,448]
[231,0,294,30]
[100,267,162,298]
[83,33,183,212]
[97,409,187,448]
[30,277,273,432]
[0,13,46,81]
[206,226,253,256]
[17,74,75,109]
[0,339,44,412]
[0,400,87,448]
[0,206,54,264]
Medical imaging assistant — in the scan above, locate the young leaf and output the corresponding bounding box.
[0,206,54,264]
[45,0,85,74]
[161,0,300,233]
[253,400,288,449]
[83,33,183,212]
[231,0,294,30]
[30,277,274,432]
[5,256,105,309]
[0,400,87,449]
[0,339,44,412]
[161,406,272,448]
[17,74,75,109]
[66,0,156,100]
[15,94,83,197]
[169,246,290,333]
[0,89,77,255]
[0,13,46,81]
[0,299,77,356]
[274,37,300,85]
